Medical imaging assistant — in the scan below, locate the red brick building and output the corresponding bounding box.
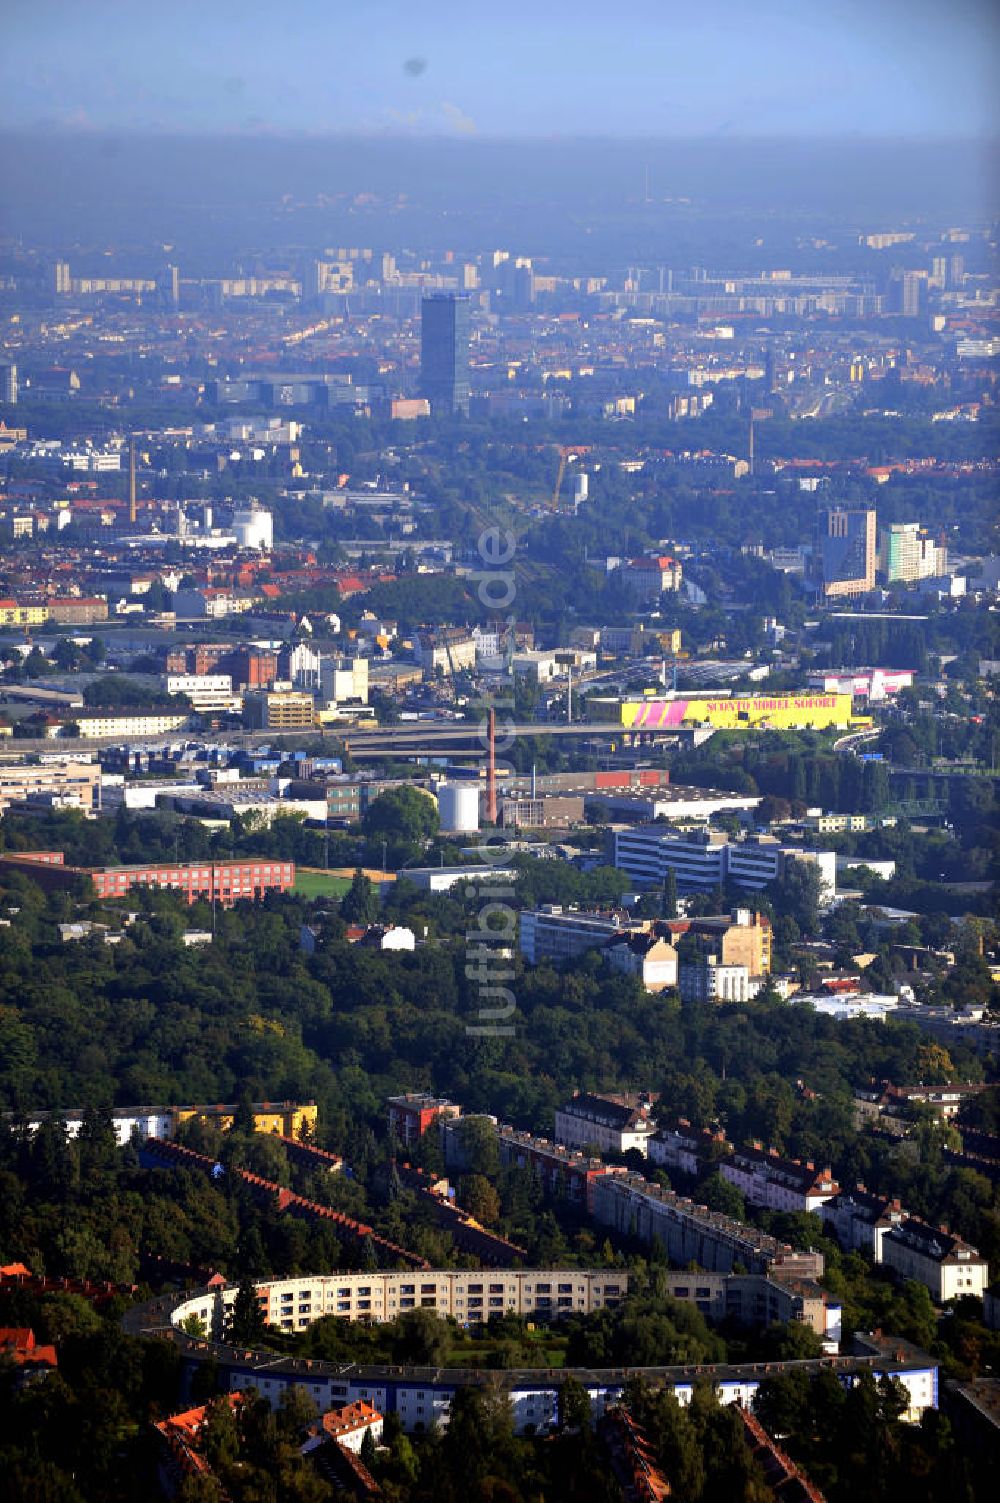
[0,852,295,905]
[387,1093,461,1147]
[90,859,295,905]
[224,646,279,689]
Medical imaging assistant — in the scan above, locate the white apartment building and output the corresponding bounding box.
[519,906,643,966]
[880,1219,989,1303]
[473,624,504,662]
[879,523,948,584]
[164,673,241,713]
[609,827,836,900]
[819,1188,906,1261]
[679,958,761,1003]
[171,1268,631,1336]
[610,826,728,890]
[71,710,190,739]
[649,1122,732,1178]
[721,1146,839,1214]
[554,1092,658,1157]
[319,655,368,707]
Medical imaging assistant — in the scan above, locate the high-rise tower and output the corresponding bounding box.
[420,294,470,416]
[0,361,17,406]
[817,507,876,599]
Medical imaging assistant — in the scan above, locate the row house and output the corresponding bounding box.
[820,1186,906,1260]
[493,1124,620,1213]
[591,1171,823,1280]
[721,1144,840,1214]
[881,1219,989,1303]
[554,1091,659,1158]
[649,1119,732,1178]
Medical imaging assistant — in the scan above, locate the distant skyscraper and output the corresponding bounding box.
[763,347,778,393]
[420,294,470,416]
[817,507,877,598]
[892,270,925,317]
[0,361,17,406]
[161,263,180,307]
[52,260,72,296]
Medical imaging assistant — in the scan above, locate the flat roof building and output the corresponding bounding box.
[387,1093,462,1148]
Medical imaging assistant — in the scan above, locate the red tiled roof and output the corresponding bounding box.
[0,1328,58,1369]
[322,1399,383,1440]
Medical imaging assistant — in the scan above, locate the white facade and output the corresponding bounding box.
[679,958,760,1003]
[231,505,274,551]
[25,1108,176,1147]
[721,1150,839,1214]
[415,632,477,674]
[783,847,838,902]
[148,1277,938,1432]
[170,1269,631,1337]
[321,1404,383,1453]
[819,1190,906,1261]
[879,523,948,583]
[371,925,416,952]
[286,641,324,688]
[809,669,914,699]
[164,673,240,713]
[319,656,368,706]
[406,864,518,893]
[73,710,189,739]
[554,1095,657,1157]
[473,625,504,660]
[881,1221,989,1303]
[610,828,729,890]
[512,649,597,682]
[610,828,837,900]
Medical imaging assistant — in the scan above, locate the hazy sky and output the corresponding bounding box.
[2,0,997,139]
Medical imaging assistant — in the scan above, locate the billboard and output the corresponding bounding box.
[620,693,854,731]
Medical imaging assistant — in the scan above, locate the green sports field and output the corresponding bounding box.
[293,870,353,899]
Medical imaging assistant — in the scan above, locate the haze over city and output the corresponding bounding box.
[3,0,999,138]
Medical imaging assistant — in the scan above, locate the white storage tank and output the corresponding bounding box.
[437,781,480,833]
